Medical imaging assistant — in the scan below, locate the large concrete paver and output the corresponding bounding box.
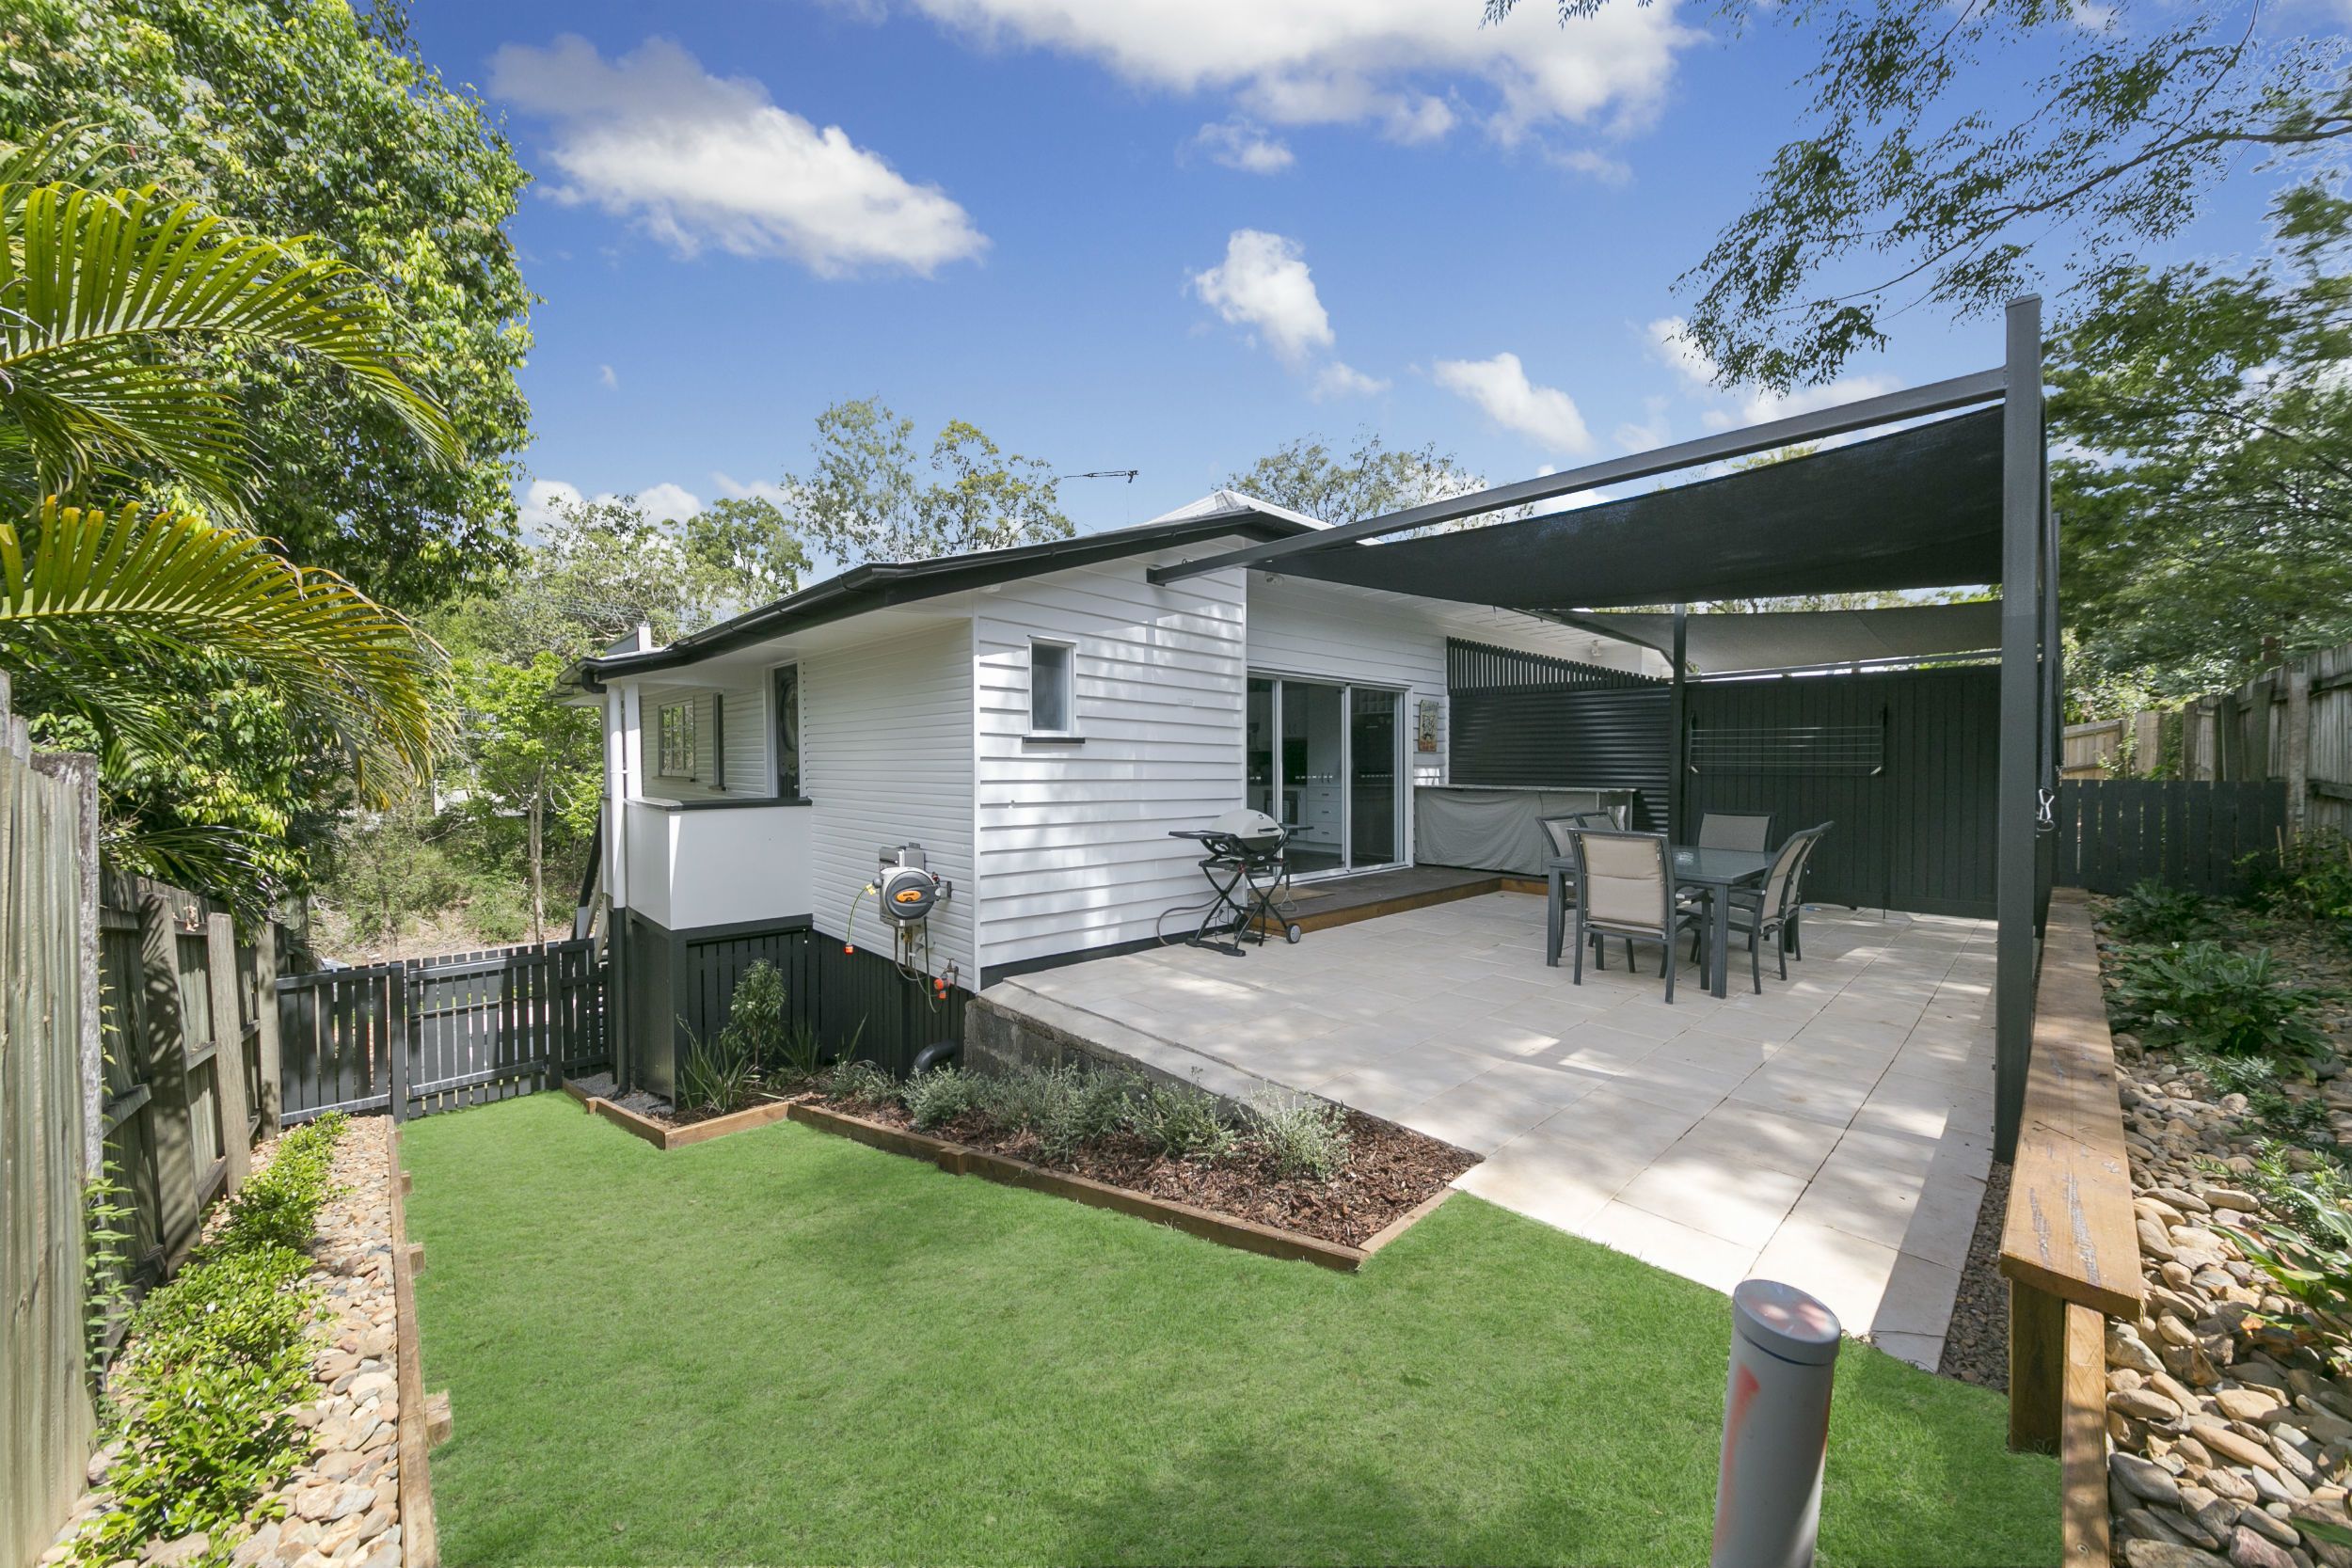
[985,892,1999,1370]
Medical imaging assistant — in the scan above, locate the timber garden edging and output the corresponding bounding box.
[784,1101,1453,1271]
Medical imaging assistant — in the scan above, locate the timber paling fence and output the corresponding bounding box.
[3,679,293,1566]
[277,940,610,1124]
[2051,779,2290,898]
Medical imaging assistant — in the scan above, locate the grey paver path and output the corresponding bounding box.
[983,891,1997,1369]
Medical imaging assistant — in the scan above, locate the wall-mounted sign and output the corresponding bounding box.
[1417,698,1440,753]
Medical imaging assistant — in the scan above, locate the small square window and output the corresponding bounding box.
[1030,641,1073,734]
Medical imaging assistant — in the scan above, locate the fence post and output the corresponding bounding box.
[204,914,252,1190]
[137,891,201,1259]
[2286,666,2312,837]
[389,962,412,1123]
[251,924,284,1137]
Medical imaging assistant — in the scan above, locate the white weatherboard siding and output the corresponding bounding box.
[619,798,812,931]
[803,622,977,984]
[974,553,1251,973]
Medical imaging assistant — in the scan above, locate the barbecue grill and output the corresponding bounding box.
[1159,809,1302,954]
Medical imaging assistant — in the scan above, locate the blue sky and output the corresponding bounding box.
[403,1,2308,563]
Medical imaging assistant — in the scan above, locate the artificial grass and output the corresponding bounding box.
[403,1095,2056,1567]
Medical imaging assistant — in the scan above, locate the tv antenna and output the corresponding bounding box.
[1058,468,1138,483]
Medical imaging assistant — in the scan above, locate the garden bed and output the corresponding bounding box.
[793,1086,1470,1251]
[2075,855,2352,1565]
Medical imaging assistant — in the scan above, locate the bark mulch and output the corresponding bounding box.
[807,1095,1475,1250]
[1937,1155,2011,1392]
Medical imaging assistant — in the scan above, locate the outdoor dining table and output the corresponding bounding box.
[1544,845,1777,999]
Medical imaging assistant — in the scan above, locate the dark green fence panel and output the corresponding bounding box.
[1685,664,2001,918]
[276,938,608,1122]
[2053,779,2287,896]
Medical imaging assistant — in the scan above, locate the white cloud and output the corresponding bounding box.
[1433,352,1594,454]
[636,482,703,523]
[596,363,619,389]
[711,471,800,508]
[1646,313,1898,434]
[1193,119,1295,174]
[488,36,986,277]
[1613,394,1672,451]
[1311,360,1390,399]
[1646,314,1720,391]
[881,0,1696,145]
[516,477,702,537]
[1190,230,1335,368]
[518,478,586,536]
[1549,147,1632,185]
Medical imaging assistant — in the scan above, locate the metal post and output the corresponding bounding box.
[1669,603,1691,836]
[1714,1279,1841,1568]
[1994,295,2044,1163]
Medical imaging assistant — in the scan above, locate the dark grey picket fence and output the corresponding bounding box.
[276,939,609,1123]
[2052,779,2289,897]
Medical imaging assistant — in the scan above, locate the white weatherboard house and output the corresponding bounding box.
[567,492,1655,1097]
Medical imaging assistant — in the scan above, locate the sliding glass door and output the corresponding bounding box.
[1244,674,1404,877]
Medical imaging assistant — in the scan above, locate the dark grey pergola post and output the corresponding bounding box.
[1668,604,1690,835]
[1994,296,2047,1163]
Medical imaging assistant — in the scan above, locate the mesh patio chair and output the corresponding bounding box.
[1699,823,1833,991]
[1538,810,1621,960]
[1696,811,1776,851]
[1570,829,1708,1003]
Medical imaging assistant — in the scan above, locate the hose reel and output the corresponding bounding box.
[843,843,958,1003]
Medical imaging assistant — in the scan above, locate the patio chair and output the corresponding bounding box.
[1569,829,1708,1003]
[1538,810,1620,959]
[1701,823,1833,992]
[1696,811,1776,851]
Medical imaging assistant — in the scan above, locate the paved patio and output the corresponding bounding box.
[981,891,1998,1370]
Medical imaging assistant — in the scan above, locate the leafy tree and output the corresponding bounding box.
[789,398,1072,562]
[434,493,808,665]
[1224,430,1488,526]
[453,654,600,944]
[1485,0,2352,389]
[0,0,533,608]
[0,134,453,911]
[2053,182,2352,681]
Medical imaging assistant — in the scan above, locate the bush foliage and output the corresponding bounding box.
[2108,941,2330,1063]
[73,1115,348,1566]
[822,1061,1354,1180]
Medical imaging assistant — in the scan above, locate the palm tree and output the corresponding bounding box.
[0,129,460,892]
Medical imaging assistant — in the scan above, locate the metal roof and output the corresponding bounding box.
[1256,407,2008,611]
[567,502,1312,689]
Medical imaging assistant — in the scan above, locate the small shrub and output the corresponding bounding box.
[1123,1078,1236,1163]
[210,1113,345,1256]
[1250,1093,1352,1181]
[677,1027,761,1116]
[2106,879,2219,944]
[71,1117,346,1566]
[2229,1147,2352,1374]
[2244,828,2352,928]
[2107,941,2331,1062]
[902,1064,978,1130]
[824,1058,895,1107]
[717,961,789,1069]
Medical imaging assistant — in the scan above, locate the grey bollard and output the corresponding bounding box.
[1711,1278,1841,1568]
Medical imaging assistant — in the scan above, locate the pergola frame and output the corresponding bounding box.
[1152,298,2052,1160]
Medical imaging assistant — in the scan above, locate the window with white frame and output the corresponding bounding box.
[656,699,697,779]
[1029,640,1074,734]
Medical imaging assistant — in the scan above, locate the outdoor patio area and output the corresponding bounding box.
[981,891,1997,1370]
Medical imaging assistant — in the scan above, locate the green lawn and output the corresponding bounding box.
[402,1095,2056,1567]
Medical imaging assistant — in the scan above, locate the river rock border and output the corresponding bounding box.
[41,1116,444,1568]
[2105,1025,2352,1568]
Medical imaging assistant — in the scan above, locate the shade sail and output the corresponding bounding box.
[1562,599,2003,675]
[1268,407,2005,610]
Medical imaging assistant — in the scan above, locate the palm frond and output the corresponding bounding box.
[0,182,462,509]
[97,817,276,927]
[0,499,446,799]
